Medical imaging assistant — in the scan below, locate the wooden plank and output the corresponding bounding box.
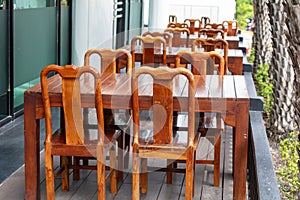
[157,182,184,200]
[201,185,222,199]
[208,75,223,98]
[233,76,249,99]
[101,74,127,93]
[173,74,188,97]
[222,75,236,99]
[138,74,154,96]
[110,74,131,95]
[69,179,97,200]
[195,75,210,98]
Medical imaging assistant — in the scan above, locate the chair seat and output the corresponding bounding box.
[173,112,224,133]
[51,129,122,157]
[138,130,201,160]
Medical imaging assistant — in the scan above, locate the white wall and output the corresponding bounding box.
[72,0,114,66]
[148,0,170,31]
[168,0,235,23]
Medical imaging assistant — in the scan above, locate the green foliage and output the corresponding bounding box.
[254,63,273,117]
[278,131,300,199]
[235,0,254,30]
[247,47,255,63]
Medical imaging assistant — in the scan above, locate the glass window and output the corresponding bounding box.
[14,0,70,9]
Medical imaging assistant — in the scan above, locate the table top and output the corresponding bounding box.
[188,33,239,41]
[128,45,243,58]
[27,73,249,115]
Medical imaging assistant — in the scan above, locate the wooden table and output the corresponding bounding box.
[187,34,240,49]
[129,46,244,75]
[24,73,249,199]
[224,36,240,49]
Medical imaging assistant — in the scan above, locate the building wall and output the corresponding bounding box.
[72,0,114,66]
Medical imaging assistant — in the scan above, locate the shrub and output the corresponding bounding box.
[278,131,300,199]
[254,63,273,118]
[247,48,255,63]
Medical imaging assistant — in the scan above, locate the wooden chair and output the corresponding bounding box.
[167,22,189,29]
[164,27,190,47]
[169,15,177,23]
[198,28,225,39]
[222,20,239,36]
[192,37,229,73]
[83,48,132,181]
[174,51,225,186]
[84,48,132,74]
[175,50,225,75]
[131,35,167,68]
[142,31,173,48]
[200,16,210,28]
[184,18,201,34]
[40,64,119,200]
[131,66,200,200]
[204,23,225,32]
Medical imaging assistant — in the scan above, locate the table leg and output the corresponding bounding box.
[233,101,249,199]
[24,93,40,200]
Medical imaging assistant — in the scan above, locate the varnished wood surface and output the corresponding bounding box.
[24,74,249,200]
[128,45,243,75]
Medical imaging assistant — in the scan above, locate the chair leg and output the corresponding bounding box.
[232,126,235,177]
[45,145,55,200]
[97,144,105,200]
[166,160,173,184]
[110,146,117,194]
[132,151,140,200]
[61,156,69,191]
[73,156,80,180]
[124,129,131,169]
[214,133,221,187]
[140,158,148,194]
[193,154,196,196]
[117,134,124,182]
[185,148,194,200]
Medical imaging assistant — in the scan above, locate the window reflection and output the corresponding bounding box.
[9,0,70,9]
[0,0,6,9]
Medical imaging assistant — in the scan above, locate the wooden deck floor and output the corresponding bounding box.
[0,126,235,200]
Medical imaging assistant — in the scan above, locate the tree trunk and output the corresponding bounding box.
[267,0,295,140]
[253,0,272,70]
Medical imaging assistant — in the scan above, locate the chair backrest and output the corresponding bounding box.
[200,16,210,28]
[84,48,132,74]
[132,66,195,145]
[167,22,189,29]
[222,20,239,36]
[142,31,173,48]
[204,23,225,31]
[131,35,167,67]
[175,50,225,75]
[198,28,225,39]
[169,15,177,23]
[184,19,201,34]
[192,38,228,73]
[40,64,103,145]
[164,27,190,47]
